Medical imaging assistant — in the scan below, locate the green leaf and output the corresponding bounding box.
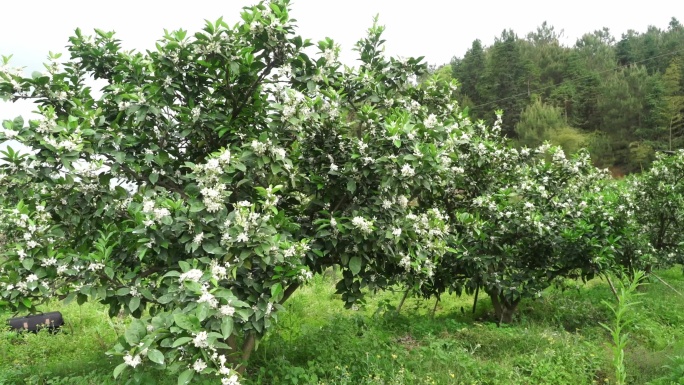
[113,363,127,379]
[129,296,141,312]
[172,337,193,348]
[178,369,194,385]
[124,319,147,346]
[221,317,234,339]
[349,257,362,275]
[184,281,203,294]
[116,288,130,296]
[63,292,76,305]
[234,162,247,172]
[149,173,159,185]
[157,294,175,304]
[162,270,181,279]
[252,319,263,333]
[147,349,165,365]
[202,242,223,255]
[270,283,283,298]
[12,116,23,128]
[189,202,205,213]
[173,313,200,332]
[196,303,209,322]
[236,308,252,322]
[347,180,356,194]
[229,61,240,75]
[21,258,33,270]
[178,261,191,272]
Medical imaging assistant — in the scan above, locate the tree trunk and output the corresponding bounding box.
[431,297,440,318]
[396,289,410,314]
[472,285,480,314]
[487,289,519,324]
[638,264,652,292]
[220,335,240,366]
[500,306,516,324]
[236,332,256,375]
[227,335,239,352]
[604,274,620,303]
[224,283,301,373]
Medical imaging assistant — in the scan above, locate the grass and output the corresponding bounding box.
[2,268,684,385]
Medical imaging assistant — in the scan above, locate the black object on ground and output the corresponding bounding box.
[7,312,64,333]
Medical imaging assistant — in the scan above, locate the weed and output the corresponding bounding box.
[599,271,646,385]
[2,267,684,384]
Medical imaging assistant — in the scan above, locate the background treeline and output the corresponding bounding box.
[440,18,684,174]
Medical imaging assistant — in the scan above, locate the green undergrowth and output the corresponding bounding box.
[2,268,684,385]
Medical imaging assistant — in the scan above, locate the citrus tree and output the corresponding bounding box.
[0,1,467,383]
[628,150,684,270]
[450,145,639,323]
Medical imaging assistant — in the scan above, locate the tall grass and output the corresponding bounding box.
[2,268,684,384]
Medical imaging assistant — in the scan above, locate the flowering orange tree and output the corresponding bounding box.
[1,0,665,381]
[0,1,468,383]
[449,145,648,322]
[624,150,684,272]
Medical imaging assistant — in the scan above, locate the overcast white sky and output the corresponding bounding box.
[0,0,680,122]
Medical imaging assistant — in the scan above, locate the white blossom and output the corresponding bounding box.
[219,149,231,164]
[124,353,142,368]
[401,164,415,177]
[192,331,209,348]
[193,232,205,245]
[179,269,204,283]
[236,232,249,243]
[198,291,218,308]
[153,208,171,221]
[211,263,227,280]
[41,257,57,267]
[193,358,207,372]
[299,269,313,281]
[88,263,105,271]
[399,255,411,271]
[191,106,201,120]
[222,375,241,385]
[351,216,373,234]
[423,114,437,129]
[220,304,235,317]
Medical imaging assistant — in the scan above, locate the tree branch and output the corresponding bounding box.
[604,273,620,303]
[101,153,187,198]
[231,61,276,121]
[651,273,684,297]
[279,282,300,305]
[139,266,164,279]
